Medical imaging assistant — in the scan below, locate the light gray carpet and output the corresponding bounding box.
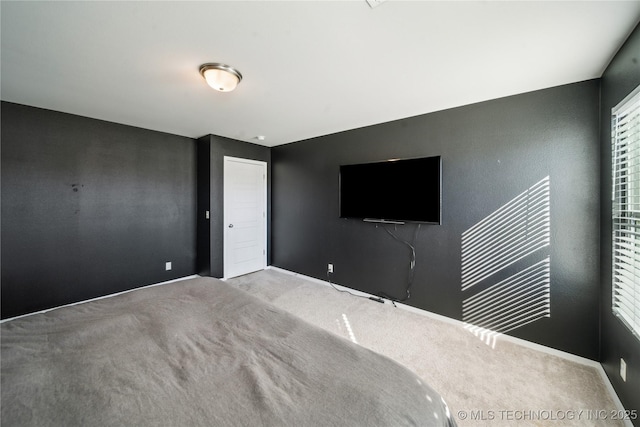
[228,268,624,427]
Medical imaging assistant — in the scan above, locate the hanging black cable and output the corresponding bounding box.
[378,223,421,304]
[327,270,385,303]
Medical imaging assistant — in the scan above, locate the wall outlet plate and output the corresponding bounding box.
[165,262,172,271]
[328,263,334,273]
[620,358,627,382]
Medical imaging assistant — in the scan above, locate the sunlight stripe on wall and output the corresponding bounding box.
[461,176,550,291]
[462,257,551,333]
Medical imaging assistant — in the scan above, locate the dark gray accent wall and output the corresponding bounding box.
[600,24,640,422]
[196,134,271,278]
[1,102,197,319]
[272,80,601,359]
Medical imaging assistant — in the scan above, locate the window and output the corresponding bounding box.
[612,84,640,339]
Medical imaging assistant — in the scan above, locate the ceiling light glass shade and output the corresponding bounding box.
[199,63,242,92]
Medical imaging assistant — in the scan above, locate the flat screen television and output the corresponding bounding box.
[339,156,441,224]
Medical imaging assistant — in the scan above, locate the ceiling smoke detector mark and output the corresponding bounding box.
[366,0,387,9]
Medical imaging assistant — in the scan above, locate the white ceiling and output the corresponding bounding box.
[2,1,639,147]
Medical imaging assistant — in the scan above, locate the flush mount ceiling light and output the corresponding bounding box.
[199,63,243,92]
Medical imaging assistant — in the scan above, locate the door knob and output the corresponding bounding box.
[228,224,234,228]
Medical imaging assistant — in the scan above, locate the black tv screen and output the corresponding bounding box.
[339,156,441,224]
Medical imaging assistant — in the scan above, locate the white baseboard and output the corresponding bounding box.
[0,274,199,324]
[595,368,635,427]
[267,266,630,420]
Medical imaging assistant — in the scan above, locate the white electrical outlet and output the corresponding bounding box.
[328,263,334,273]
[620,358,627,382]
[165,262,172,271]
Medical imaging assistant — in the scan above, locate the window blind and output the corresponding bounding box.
[612,84,640,339]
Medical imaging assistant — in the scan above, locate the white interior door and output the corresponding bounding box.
[223,156,267,279]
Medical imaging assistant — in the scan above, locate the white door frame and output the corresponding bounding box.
[223,156,267,279]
